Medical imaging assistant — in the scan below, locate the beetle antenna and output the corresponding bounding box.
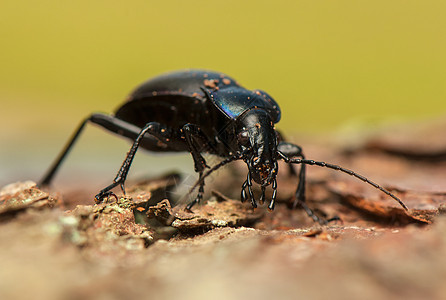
[186,153,242,196]
[277,153,408,211]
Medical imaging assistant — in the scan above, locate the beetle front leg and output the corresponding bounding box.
[240,173,257,208]
[182,124,217,210]
[247,172,257,208]
[277,146,338,225]
[241,179,248,203]
[277,142,306,207]
[268,179,277,211]
[182,124,215,173]
[276,130,298,177]
[259,186,266,204]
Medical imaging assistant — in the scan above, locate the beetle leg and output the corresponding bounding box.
[93,190,118,204]
[185,171,205,212]
[277,147,334,224]
[277,142,306,207]
[39,117,89,186]
[40,113,166,187]
[268,179,277,211]
[95,122,169,203]
[182,124,216,173]
[95,183,120,203]
[297,200,329,224]
[182,123,218,211]
[295,161,306,207]
[259,186,266,205]
[246,172,257,208]
[40,113,140,186]
[241,179,248,203]
[277,153,344,224]
[275,130,297,176]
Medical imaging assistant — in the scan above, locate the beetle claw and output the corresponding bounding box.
[94,191,118,204]
[186,172,205,212]
[120,183,126,196]
[185,191,203,212]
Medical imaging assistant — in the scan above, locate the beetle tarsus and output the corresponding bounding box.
[185,189,203,212]
[185,194,201,212]
[294,199,329,225]
[94,189,118,204]
[326,216,342,224]
[185,171,205,212]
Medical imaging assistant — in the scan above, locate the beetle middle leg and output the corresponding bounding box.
[95,121,176,202]
[185,171,205,211]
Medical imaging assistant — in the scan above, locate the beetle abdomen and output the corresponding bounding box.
[115,94,206,129]
[115,70,241,129]
[129,69,240,100]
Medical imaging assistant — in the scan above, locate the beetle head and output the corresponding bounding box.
[236,108,278,186]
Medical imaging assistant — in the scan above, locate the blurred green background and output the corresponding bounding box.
[1,0,445,187]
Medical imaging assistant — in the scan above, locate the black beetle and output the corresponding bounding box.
[40,69,407,223]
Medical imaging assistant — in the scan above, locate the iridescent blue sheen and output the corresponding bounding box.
[210,87,281,122]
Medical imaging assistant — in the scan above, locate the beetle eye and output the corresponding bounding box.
[237,130,250,145]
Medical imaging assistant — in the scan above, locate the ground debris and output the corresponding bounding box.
[68,197,155,249]
[327,178,445,224]
[357,117,446,161]
[0,181,59,221]
[125,172,180,208]
[146,198,175,225]
[171,190,264,233]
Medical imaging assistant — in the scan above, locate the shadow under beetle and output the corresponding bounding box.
[40,69,408,223]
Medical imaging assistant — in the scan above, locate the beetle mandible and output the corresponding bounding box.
[40,69,407,223]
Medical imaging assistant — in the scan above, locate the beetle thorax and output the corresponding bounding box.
[236,109,278,186]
